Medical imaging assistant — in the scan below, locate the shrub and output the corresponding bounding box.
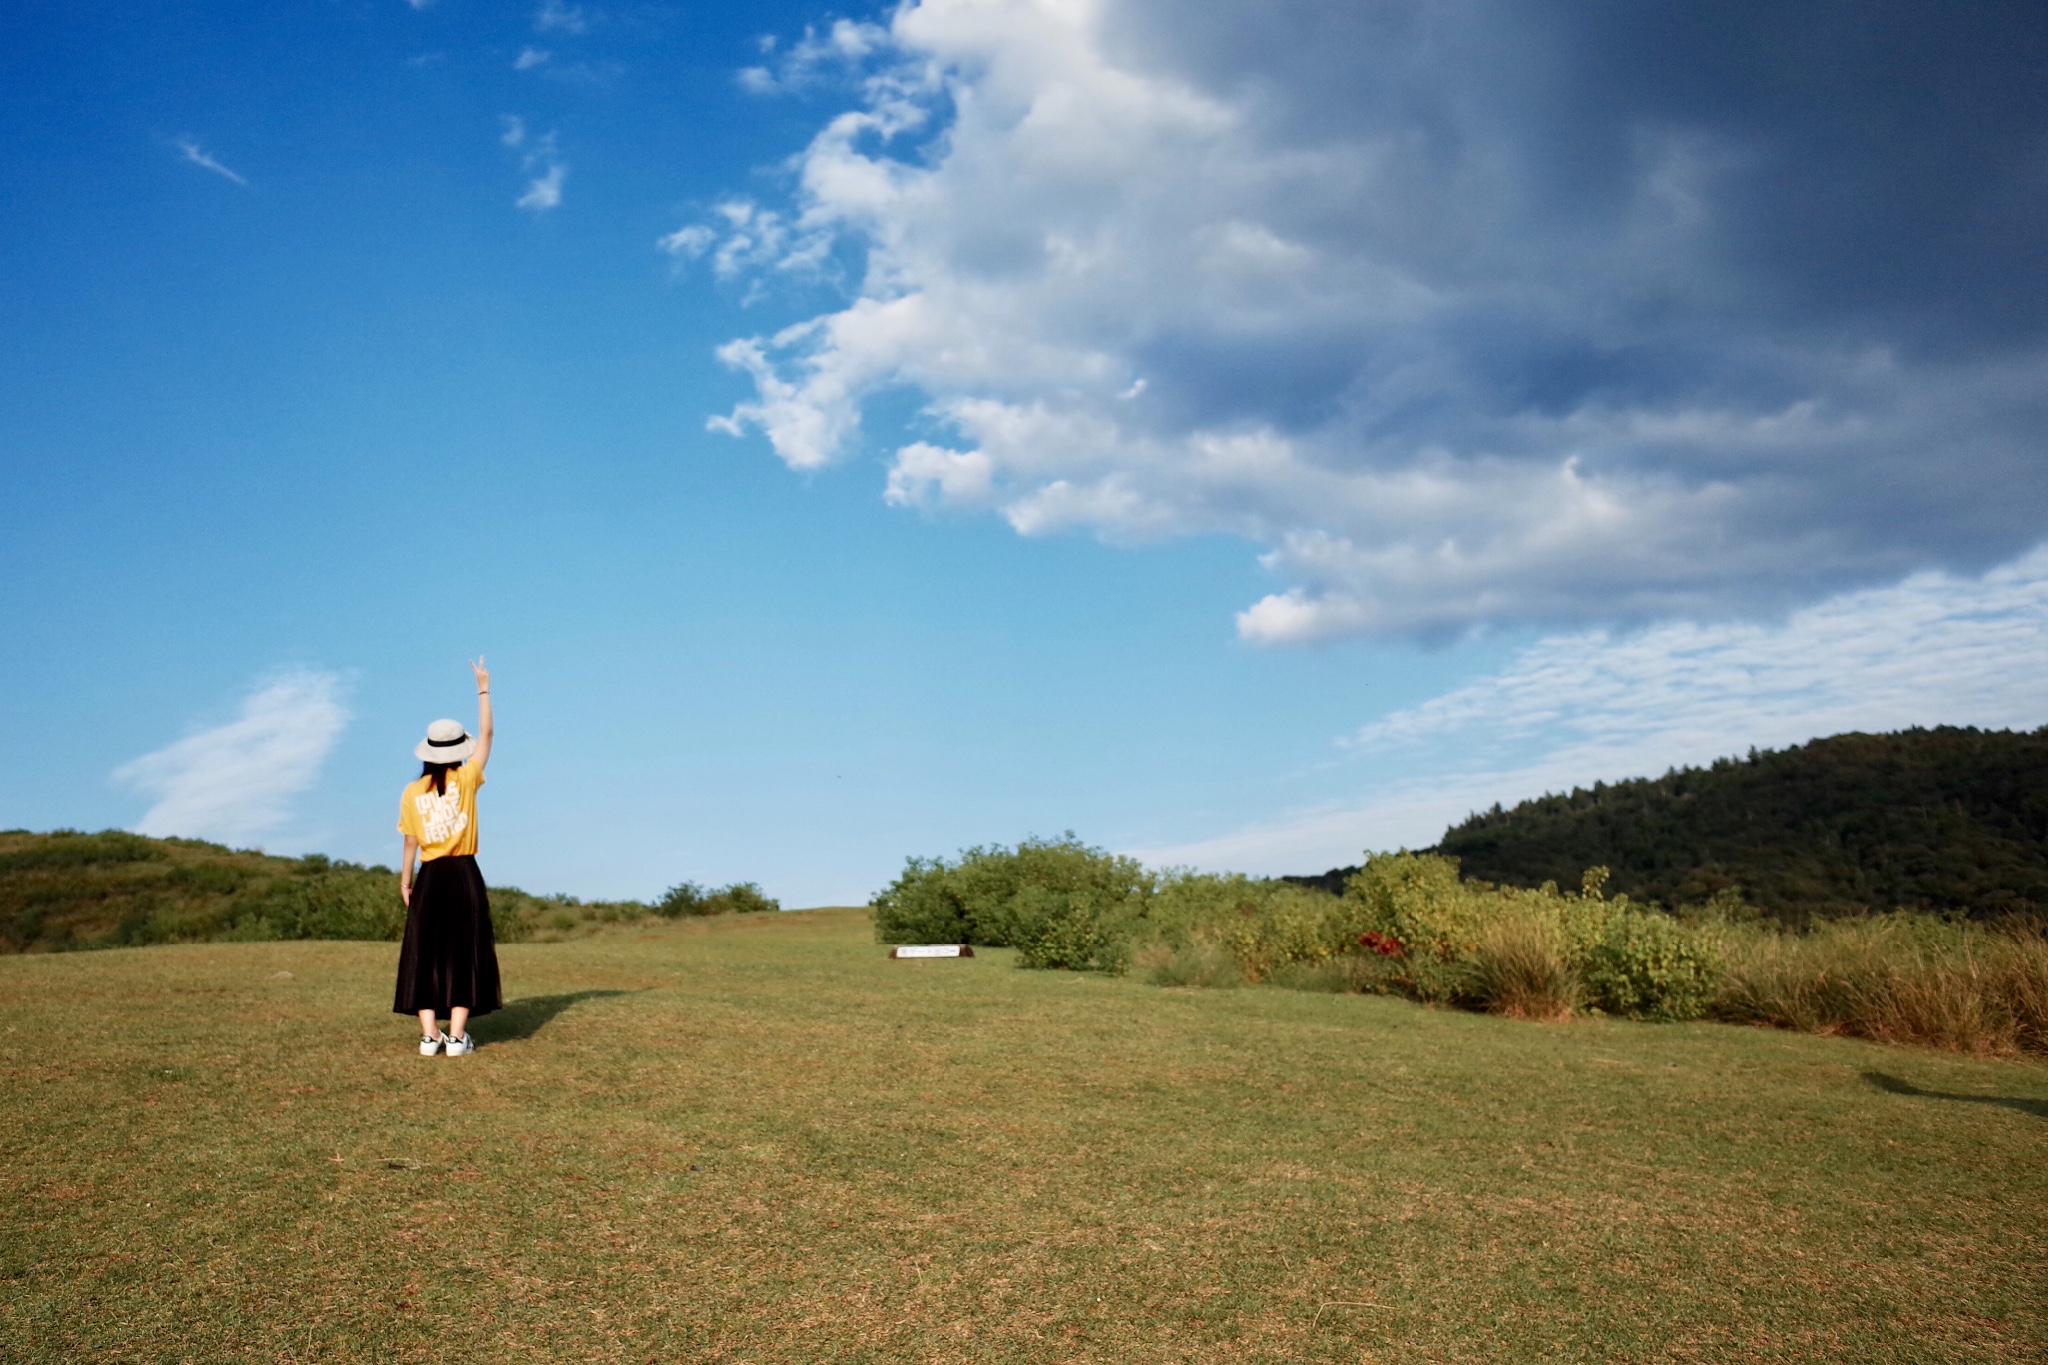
[704,882,780,916]
[656,880,780,918]
[954,837,1150,946]
[1343,853,1492,961]
[871,857,971,942]
[255,868,408,942]
[656,882,709,918]
[1581,906,1720,1020]
[871,836,1150,954]
[1012,885,1130,973]
[1146,873,1357,980]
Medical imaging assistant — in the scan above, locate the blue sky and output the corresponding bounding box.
[3,0,2045,905]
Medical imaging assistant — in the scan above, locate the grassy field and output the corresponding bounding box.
[3,908,2046,1363]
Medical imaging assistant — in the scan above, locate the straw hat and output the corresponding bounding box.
[415,718,475,764]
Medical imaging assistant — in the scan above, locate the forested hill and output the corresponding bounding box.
[1294,727,2048,921]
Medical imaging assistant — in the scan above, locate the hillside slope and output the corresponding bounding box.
[0,829,648,952]
[1293,727,2048,921]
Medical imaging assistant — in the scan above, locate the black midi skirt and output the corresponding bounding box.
[393,854,502,1017]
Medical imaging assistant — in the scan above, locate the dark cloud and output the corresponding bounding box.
[1119,0,2048,344]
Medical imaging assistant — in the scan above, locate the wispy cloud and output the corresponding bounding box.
[514,46,552,70]
[657,224,715,259]
[500,120,565,211]
[534,0,588,34]
[173,138,246,186]
[114,671,351,845]
[736,19,887,95]
[659,197,834,294]
[1131,545,2048,874]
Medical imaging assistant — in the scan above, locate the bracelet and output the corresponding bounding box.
[479,690,489,695]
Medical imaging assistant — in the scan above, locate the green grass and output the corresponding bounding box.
[3,909,2046,1362]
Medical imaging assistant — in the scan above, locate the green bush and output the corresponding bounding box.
[253,868,408,942]
[869,857,970,942]
[1581,906,1721,1020]
[1012,886,1130,974]
[871,836,1149,955]
[656,882,711,918]
[656,879,781,919]
[705,882,780,916]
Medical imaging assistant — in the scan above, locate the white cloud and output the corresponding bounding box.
[173,138,246,186]
[534,0,587,34]
[503,124,565,211]
[657,224,716,259]
[738,19,890,95]
[515,47,552,70]
[518,161,565,211]
[700,0,2048,641]
[1131,546,2048,874]
[114,672,351,845]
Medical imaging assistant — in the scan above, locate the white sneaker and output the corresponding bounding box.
[445,1033,474,1057]
[420,1033,445,1056]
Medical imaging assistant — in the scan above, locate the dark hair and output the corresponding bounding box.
[420,761,460,796]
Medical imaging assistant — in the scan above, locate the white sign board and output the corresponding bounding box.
[889,944,974,958]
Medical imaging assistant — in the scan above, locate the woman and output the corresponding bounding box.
[393,657,500,1056]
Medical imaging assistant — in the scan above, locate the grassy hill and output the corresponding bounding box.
[0,828,658,953]
[1294,727,2048,922]
[2,909,2043,1362]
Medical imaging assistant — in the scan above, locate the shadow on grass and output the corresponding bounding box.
[472,989,645,1045]
[1862,1071,2048,1120]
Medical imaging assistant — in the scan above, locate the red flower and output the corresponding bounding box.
[1357,930,1405,957]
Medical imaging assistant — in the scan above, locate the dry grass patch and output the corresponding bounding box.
[1719,916,2048,1054]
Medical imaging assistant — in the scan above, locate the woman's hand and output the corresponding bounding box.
[400,835,419,907]
[470,656,494,772]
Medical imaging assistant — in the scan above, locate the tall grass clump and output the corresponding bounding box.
[1467,915,1580,1021]
[1715,914,2048,1054]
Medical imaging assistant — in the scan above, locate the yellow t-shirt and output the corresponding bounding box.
[397,762,485,861]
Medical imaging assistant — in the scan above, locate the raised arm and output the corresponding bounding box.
[470,656,493,773]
